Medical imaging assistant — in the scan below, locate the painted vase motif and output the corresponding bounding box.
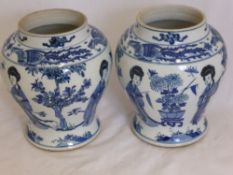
[116,5,227,147]
[0,9,112,151]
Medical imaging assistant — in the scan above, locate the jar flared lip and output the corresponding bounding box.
[136,5,207,32]
[18,8,88,37]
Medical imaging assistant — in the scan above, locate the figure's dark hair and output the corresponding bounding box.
[130,65,144,80]
[201,65,215,81]
[8,66,21,82]
[99,60,108,77]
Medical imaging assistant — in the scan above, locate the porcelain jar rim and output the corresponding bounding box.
[136,5,207,32]
[18,8,88,37]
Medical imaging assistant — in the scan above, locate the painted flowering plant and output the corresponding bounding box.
[149,70,188,113]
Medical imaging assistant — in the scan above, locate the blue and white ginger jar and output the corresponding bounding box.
[0,9,112,151]
[115,5,227,147]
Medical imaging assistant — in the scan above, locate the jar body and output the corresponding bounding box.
[116,17,226,147]
[0,11,112,150]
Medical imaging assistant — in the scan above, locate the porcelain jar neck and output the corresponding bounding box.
[17,9,89,49]
[134,5,209,45]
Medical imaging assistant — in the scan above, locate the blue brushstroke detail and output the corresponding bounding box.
[10,46,92,65]
[133,118,143,134]
[3,26,108,66]
[29,63,91,131]
[119,26,224,63]
[116,46,124,62]
[152,32,188,45]
[191,65,219,125]
[126,80,160,127]
[117,67,123,77]
[53,132,93,147]
[191,81,219,124]
[149,71,194,127]
[88,27,107,51]
[148,69,158,77]
[18,34,27,42]
[221,47,227,67]
[82,79,106,126]
[43,35,75,48]
[28,130,43,143]
[209,27,227,67]
[8,67,55,129]
[184,66,199,77]
[190,84,198,95]
[156,128,203,144]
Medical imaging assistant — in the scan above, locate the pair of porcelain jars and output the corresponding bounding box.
[0,6,226,151]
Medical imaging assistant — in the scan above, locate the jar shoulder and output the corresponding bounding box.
[116,24,227,65]
[1,25,110,67]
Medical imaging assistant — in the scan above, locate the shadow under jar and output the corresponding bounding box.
[0,9,112,151]
[115,5,227,147]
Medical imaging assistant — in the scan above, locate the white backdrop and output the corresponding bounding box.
[0,0,233,175]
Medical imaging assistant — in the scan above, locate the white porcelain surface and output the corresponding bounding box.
[0,9,112,151]
[116,5,226,147]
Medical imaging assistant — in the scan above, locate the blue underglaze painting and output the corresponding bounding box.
[184,66,199,77]
[82,60,108,126]
[3,26,107,66]
[4,27,109,131]
[116,46,124,62]
[28,130,43,143]
[149,70,198,127]
[152,32,188,45]
[126,66,160,127]
[88,27,107,52]
[8,66,55,129]
[52,132,93,147]
[29,64,91,130]
[42,35,75,48]
[191,65,219,124]
[67,60,109,126]
[118,25,224,64]
[133,118,143,134]
[156,128,203,144]
[117,67,123,77]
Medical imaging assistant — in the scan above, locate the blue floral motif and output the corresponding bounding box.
[52,132,93,147]
[149,71,195,127]
[152,32,188,45]
[28,130,43,143]
[42,35,75,48]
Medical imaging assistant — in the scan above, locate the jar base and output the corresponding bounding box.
[131,115,208,148]
[25,119,101,151]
